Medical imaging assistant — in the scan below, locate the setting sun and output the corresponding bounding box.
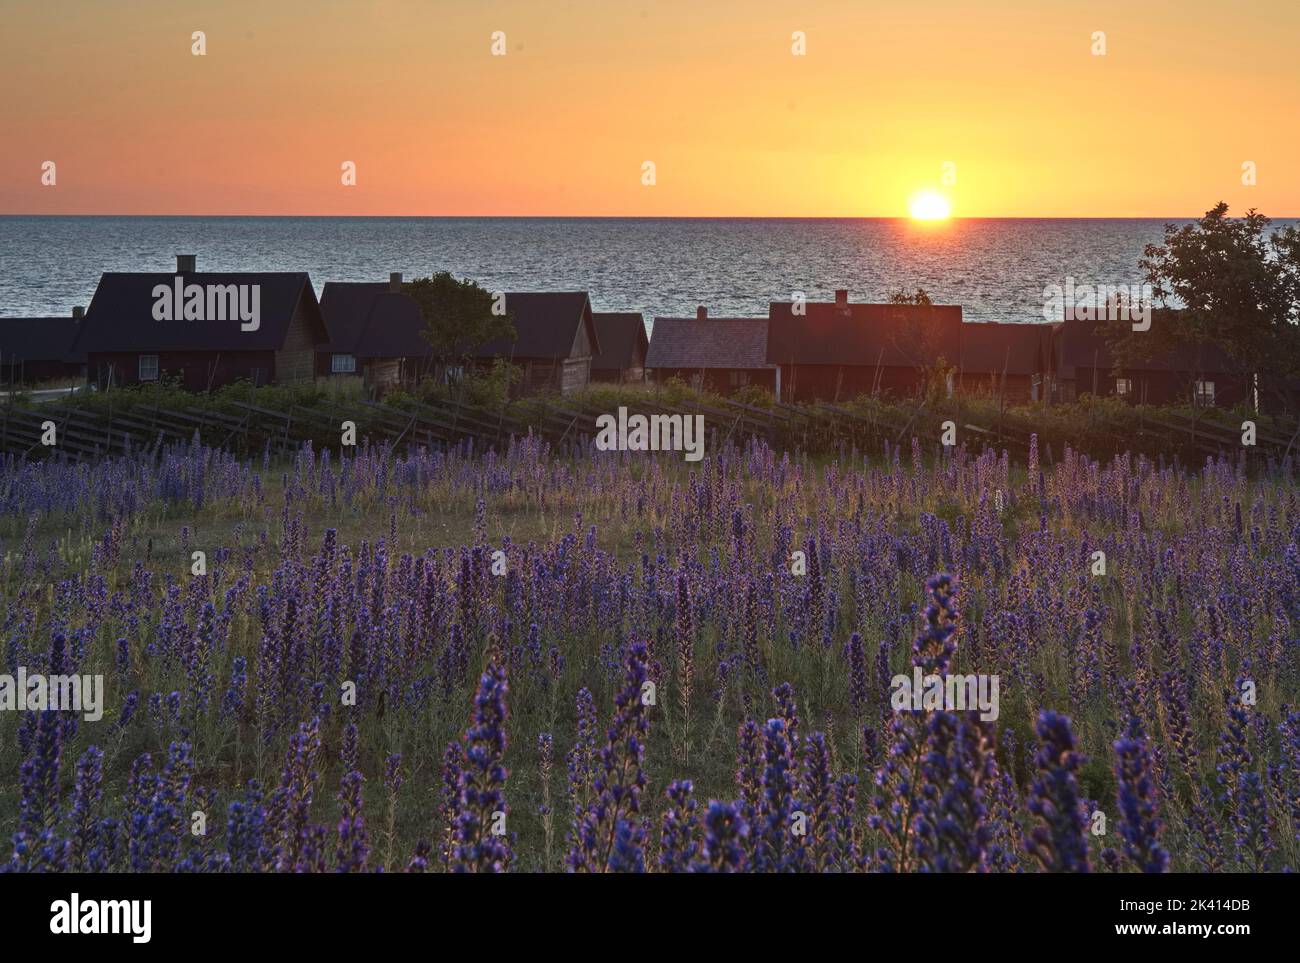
[909,191,952,221]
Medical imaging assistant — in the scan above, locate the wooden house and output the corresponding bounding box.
[645,308,775,394]
[318,274,433,388]
[591,312,648,384]
[76,255,327,391]
[956,321,1053,404]
[0,308,87,385]
[766,290,962,402]
[474,292,600,395]
[1052,311,1250,407]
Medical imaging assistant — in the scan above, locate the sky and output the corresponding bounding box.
[1,0,1297,217]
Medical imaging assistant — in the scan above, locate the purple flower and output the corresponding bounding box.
[1113,697,1168,873]
[451,662,512,873]
[658,780,700,872]
[1025,711,1090,873]
[568,642,651,872]
[686,800,747,872]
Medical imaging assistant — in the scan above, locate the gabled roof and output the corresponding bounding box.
[592,313,648,372]
[75,272,326,353]
[474,292,599,361]
[319,286,599,363]
[319,282,389,354]
[0,317,86,364]
[766,301,963,367]
[1056,311,1238,377]
[958,322,1047,376]
[319,282,428,359]
[646,318,770,369]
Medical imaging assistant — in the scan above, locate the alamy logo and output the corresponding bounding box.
[595,407,705,462]
[152,278,261,331]
[0,668,104,721]
[1042,277,1152,331]
[50,894,151,943]
[890,667,1000,721]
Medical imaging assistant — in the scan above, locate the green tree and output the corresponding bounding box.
[403,272,517,379]
[1108,203,1300,412]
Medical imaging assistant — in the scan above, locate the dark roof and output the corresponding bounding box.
[474,292,599,361]
[320,282,388,353]
[0,317,86,364]
[958,322,1047,376]
[646,318,770,369]
[75,273,326,354]
[319,287,599,363]
[1056,312,1237,376]
[319,282,428,359]
[592,313,648,372]
[766,301,963,367]
[355,293,429,358]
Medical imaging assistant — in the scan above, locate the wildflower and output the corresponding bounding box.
[451,662,512,873]
[1113,706,1168,873]
[1025,711,1090,873]
[659,780,700,872]
[569,642,651,872]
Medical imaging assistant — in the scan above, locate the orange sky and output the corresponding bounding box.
[2,0,1297,216]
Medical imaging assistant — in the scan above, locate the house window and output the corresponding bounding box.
[138,355,159,381]
[443,365,465,385]
[1115,378,1132,397]
[331,353,357,374]
[250,367,265,387]
[1031,373,1043,402]
[1195,380,1216,406]
[729,370,750,387]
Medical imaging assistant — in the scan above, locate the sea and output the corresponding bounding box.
[3,216,1295,327]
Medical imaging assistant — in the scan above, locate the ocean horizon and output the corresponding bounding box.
[4,215,1298,326]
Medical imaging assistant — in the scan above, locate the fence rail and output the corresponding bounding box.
[0,394,1292,467]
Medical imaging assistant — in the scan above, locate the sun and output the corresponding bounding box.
[909,190,952,221]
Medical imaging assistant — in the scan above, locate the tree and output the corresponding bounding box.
[403,273,517,380]
[1108,203,1300,412]
[888,288,933,306]
[886,288,951,399]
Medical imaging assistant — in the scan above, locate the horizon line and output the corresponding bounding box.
[5,213,1299,220]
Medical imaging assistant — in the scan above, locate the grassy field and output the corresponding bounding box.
[1,430,1297,872]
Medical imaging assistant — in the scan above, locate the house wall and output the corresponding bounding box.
[274,298,318,384]
[88,351,278,391]
[402,355,437,385]
[1069,368,1250,407]
[778,364,924,402]
[956,372,1038,404]
[363,359,404,391]
[593,340,647,384]
[560,357,590,395]
[591,364,645,384]
[650,367,776,396]
[521,360,556,394]
[0,360,84,385]
[511,357,590,396]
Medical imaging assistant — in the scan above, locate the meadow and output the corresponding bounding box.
[0,430,1296,872]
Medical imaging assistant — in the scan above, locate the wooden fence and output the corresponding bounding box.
[1,395,1295,467]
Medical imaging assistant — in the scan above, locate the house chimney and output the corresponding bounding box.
[72,306,84,319]
[834,289,848,309]
[389,272,403,293]
[176,254,196,274]
[696,306,708,321]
